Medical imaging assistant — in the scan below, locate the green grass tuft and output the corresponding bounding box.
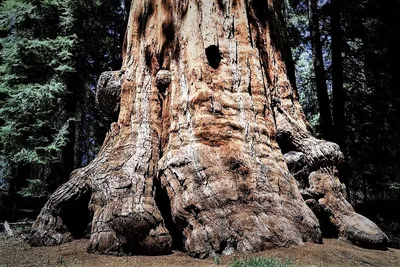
[228,257,294,267]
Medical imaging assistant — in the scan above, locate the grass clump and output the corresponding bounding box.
[229,257,294,267]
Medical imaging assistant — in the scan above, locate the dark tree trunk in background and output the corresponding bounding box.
[330,0,348,190]
[29,0,387,257]
[308,0,333,140]
[61,74,84,184]
[331,0,345,150]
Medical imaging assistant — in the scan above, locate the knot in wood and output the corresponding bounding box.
[156,70,172,89]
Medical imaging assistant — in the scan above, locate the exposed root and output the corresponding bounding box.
[276,131,388,248]
[29,169,90,246]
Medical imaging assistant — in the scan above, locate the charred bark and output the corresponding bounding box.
[29,0,388,257]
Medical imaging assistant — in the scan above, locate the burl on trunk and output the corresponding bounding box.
[29,0,388,257]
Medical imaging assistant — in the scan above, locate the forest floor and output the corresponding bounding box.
[0,234,399,267]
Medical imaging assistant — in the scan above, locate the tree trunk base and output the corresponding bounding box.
[29,0,388,256]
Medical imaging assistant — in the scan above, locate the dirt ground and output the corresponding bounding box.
[0,234,399,267]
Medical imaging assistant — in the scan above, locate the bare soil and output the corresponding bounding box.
[0,235,398,267]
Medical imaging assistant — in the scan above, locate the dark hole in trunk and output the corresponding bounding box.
[59,190,92,239]
[216,240,227,254]
[306,199,339,238]
[154,177,185,250]
[111,214,152,255]
[320,216,339,238]
[276,131,295,154]
[205,45,222,69]
[315,209,339,238]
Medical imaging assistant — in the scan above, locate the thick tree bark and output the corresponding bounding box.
[29,0,387,257]
[307,0,333,141]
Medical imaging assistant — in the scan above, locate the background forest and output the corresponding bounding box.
[0,0,399,246]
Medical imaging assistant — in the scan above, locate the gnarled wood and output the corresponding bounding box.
[29,169,89,246]
[29,0,388,257]
[272,73,388,247]
[30,126,173,254]
[96,71,124,116]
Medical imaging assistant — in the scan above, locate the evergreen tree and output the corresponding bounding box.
[0,0,129,207]
[0,0,77,199]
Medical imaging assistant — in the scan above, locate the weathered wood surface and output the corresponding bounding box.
[4,221,14,236]
[96,71,124,116]
[29,0,388,257]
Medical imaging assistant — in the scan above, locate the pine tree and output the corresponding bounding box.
[0,0,76,198]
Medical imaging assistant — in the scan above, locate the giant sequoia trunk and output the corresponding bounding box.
[29,0,388,257]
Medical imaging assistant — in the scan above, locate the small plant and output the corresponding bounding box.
[213,255,221,265]
[229,257,294,267]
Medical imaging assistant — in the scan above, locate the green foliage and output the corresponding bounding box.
[0,0,76,197]
[0,0,35,31]
[0,0,128,202]
[213,255,221,265]
[229,257,294,267]
[0,82,71,167]
[18,179,48,198]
